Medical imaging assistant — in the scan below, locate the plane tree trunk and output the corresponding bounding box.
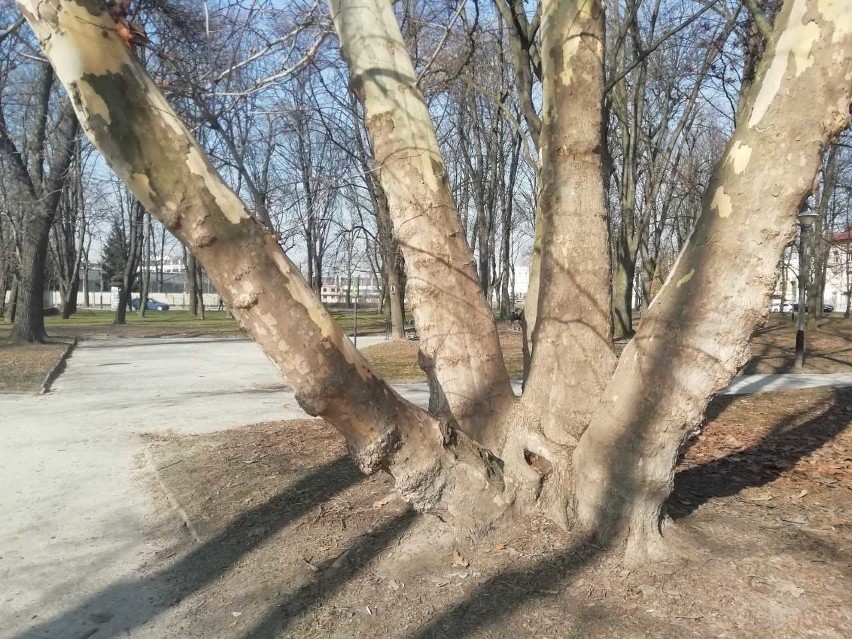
[573,0,852,560]
[20,0,852,564]
[331,0,516,445]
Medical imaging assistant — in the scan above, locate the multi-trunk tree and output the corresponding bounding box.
[17,0,852,562]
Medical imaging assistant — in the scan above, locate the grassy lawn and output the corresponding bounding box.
[745,316,852,373]
[41,309,243,338]
[3,313,848,392]
[0,307,391,391]
[362,317,852,382]
[328,309,388,336]
[362,323,524,382]
[21,308,390,339]
[0,340,70,393]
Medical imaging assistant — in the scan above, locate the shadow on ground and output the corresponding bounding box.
[17,388,851,638]
[14,456,363,639]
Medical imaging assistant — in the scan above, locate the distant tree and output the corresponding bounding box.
[100,216,128,287]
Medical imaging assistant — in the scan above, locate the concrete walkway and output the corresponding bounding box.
[722,372,852,395]
[1,336,850,638]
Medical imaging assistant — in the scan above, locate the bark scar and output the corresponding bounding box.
[233,290,260,309]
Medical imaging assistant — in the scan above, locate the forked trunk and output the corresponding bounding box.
[17,0,515,529]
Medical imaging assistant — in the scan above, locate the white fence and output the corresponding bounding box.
[35,291,222,310]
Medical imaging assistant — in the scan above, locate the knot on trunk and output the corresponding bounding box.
[294,389,329,416]
[232,291,260,309]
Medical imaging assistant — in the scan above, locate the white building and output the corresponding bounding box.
[141,254,186,274]
[772,228,852,311]
[320,274,383,306]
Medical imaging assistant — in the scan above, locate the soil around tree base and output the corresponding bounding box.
[131,386,852,638]
[0,339,73,393]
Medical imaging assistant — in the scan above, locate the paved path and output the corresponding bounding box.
[722,372,852,395]
[1,336,850,638]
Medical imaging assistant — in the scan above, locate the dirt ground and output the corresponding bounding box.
[363,318,852,382]
[0,340,70,393]
[141,386,851,638]
[363,324,525,381]
[743,317,852,373]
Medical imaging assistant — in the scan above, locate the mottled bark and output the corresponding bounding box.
[523,0,616,441]
[331,0,515,446]
[574,0,852,560]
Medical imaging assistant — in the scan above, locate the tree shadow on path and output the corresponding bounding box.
[14,456,362,639]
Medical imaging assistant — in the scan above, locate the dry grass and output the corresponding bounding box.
[362,322,524,381]
[142,387,851,638]
[0,341,70,393]
[361,318,852,381]
[745,317,852,373]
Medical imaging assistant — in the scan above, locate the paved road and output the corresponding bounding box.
[1,336,851,638]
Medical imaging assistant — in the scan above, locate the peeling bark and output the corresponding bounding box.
[330,0,515,446]
[523,0,616,447]
[574,0,852,560]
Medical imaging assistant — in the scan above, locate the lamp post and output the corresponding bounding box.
[794,210,819,369]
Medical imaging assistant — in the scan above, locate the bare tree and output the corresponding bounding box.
[0,59,78,341]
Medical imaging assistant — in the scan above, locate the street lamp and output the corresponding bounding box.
[794,210,819,369]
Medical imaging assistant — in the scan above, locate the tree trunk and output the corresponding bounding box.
[499,133,521,321]
[196,262,205,319]
[186,248,198,316]
[506,0,617,523]
[114,201,144,325]
[62,275,79,318]
[573,0,852,560]
[332,0,514,444]
[7,276,18,323]
[612,247,638,336]
[808,145,839,325]
[0,266,8,320]
[138,214,151,317]
[10,211,51,342]
[376,187,406,340]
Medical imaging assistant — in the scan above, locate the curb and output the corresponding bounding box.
[144,447,202,543]
[39,337,78,395]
